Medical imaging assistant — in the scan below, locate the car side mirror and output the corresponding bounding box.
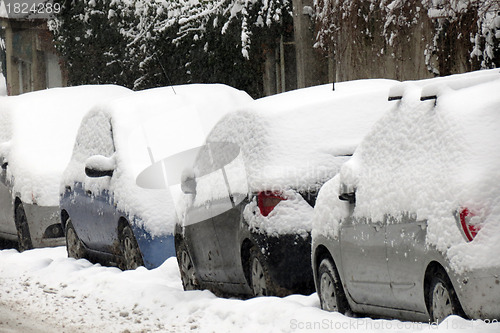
[338,183,356,204]
[85,155,115,178]
[181,168,197,194]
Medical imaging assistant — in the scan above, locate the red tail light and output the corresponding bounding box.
[257,192,286,217]
[459,208,481,241]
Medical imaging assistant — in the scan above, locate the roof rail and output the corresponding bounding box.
[387,83,405,101]
[420,70,500,102]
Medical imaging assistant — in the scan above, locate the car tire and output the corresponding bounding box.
[65,219,86,259]
[317,258,350,314]
[15,203,33,252]
[249,246,274,297]
[119,225,144,270]
[428,270,464,322]
[176,240,199,291]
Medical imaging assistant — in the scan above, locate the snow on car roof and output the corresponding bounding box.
[388,68,500,100]
[108,84,252,177]
[0,85,132,206]
[206,79,398,192]
[331,70,500,271]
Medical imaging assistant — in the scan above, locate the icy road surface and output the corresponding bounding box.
[0,247,499,333]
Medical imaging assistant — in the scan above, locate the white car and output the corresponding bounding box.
[312,69,500,322]
[60,84,252,270]
[0,85,132,250]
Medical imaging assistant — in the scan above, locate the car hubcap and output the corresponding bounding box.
[432,282,453,321]
[67,228,80,258]
[17,209,31,251]
[181,250,196,289]
[251,257,266,296]
[320,271,337,312]
[124,237,141,269]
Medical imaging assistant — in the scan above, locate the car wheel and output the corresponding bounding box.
[176,241,198,291]
[249,246,273,297]
[120,225,144,270]
[429,271,464,322]
[15,203,33,252]
[317,258,350,314]
[65,219,85,259]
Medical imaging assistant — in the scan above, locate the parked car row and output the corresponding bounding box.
[1,69,499,324]
[174,69,500,323]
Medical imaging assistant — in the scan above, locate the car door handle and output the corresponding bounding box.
[417,221,427,230]
[86,190,92,196]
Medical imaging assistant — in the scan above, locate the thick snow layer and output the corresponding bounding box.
[311,175,350,241]
[192,80,396,236]
[0,73,6,96]
[0,85,131,206]
[1,247,499,332]
[314,71,500,272]
[62,84,252,237]
[243,189,314,239]
[207,79,397,193]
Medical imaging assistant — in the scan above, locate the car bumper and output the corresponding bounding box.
[133,224,176,270]
[252,232,314,296]
[455,268,500,320]
[24,203,64,248]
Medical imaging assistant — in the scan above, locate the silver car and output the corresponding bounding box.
[0,85,131,250]
[311,70,500,322]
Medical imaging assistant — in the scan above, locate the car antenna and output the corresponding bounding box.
[155,54,176,95]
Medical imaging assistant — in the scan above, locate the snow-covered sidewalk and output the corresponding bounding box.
[0,247,498,333]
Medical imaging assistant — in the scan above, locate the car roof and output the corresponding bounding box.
[0,85,132,205]
[207,79,397,191]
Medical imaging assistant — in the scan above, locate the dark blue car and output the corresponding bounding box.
[60,85,253,269]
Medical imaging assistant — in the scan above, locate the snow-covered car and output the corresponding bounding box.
[60,84,252,270]
[0,85,132,250]
[175,79,396,297]
[311,69,500,322]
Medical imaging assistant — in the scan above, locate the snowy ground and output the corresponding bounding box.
[0,247,499,333]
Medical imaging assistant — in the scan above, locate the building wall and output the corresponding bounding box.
[0,18,66,96]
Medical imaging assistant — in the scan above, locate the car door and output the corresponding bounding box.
[183,143,227,283]
[69,113,118,253]
[339,214,392,306]
[385,213,428,312]
[207,142,249,285]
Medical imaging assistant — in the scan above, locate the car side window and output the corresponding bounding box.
[190,142,247,210]
[74,111,115,161]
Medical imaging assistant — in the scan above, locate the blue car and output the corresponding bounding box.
[60,84,252,269]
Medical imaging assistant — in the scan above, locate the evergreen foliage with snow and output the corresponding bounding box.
[50,0,291,97]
